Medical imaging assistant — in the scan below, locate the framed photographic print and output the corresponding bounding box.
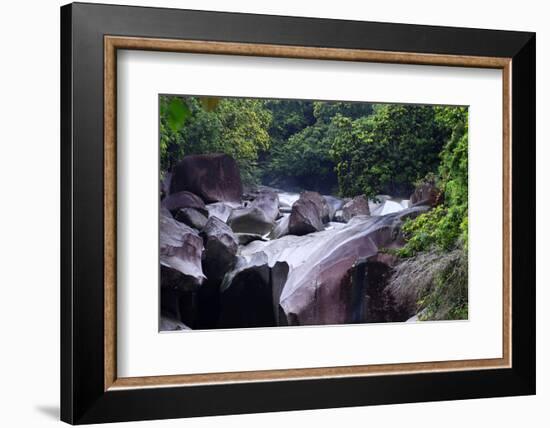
[60,2,535,424]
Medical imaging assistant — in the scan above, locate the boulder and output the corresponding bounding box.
[410,181,442,207]
[170,154,243,203]
[227,190,279,235]
[160,211,205,292]
[218,252,289,328]
[206,202,238,223]
[174,207,208,230]
[288,191,330,236]
[341,195,370,222]
[238,206,430,326]
[201,216,239,283]
[162,191,207,216]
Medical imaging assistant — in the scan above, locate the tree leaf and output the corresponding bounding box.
[166,97,191,132]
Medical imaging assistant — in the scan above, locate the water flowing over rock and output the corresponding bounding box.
[269,214,290,239]
[174,207,208,230]
[160,211,205,292]
[228,190,279,235]
[288,191,330,236]
[170,154,243,203]
[201,216,239,283]
[323,195,347,220]
[340,195,370,221]
[162,191,207,216]
[372,199,408,216]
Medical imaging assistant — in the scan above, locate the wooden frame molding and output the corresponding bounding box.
[104,35,512,391]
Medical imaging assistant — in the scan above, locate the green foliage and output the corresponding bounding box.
[330,104,450,198]
[159,96,272,184]
[398,107,469,256]
[263,100,315,143]
[163,97,191,132]
[160,96,188,172]
[265,122,338,191]
[264,101,375,192]
[313,101,373,123]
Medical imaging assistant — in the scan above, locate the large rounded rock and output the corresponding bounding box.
[206,202,237,223]
[201,216,238,283]
[340,195,370,222]
[218,253,289,328]
[238,206,430,327]
[228,190,279,235]
[162,191,207,216]
[288,191,330,236]
[170,154,243,203]
[174,207,208,230]
[160,211,205,292]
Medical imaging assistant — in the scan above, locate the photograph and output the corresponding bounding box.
[159,95,469,331]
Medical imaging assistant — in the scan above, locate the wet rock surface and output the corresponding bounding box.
[340,195,370,222]
[160,154,437,331]
[170,153,243,203]
[228,190,279,235]
[162,191,207,216]
[160,211,205,292]
[201,216,238,283]
[174,207,208,230]
[288,191,330,236]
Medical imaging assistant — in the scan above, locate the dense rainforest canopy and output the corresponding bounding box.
[160,95,468,256]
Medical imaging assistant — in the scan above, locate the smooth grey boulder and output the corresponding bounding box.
[288,191,330,236]
[174,207,208,230]
[228,190,279,235]
[201,216,239,283]
[160,211,205,292]
[170,153,243,203]
[218,252,289,328]
[238,206,430,326]
[205,202,239,223]
[162,190,207,216]
[341,195,370,222]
